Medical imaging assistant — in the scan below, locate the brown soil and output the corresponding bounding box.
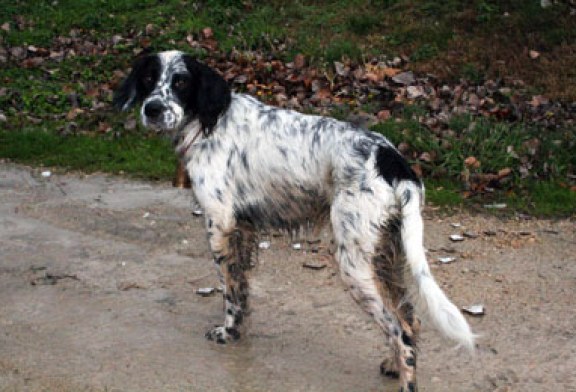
[0,163,574,391]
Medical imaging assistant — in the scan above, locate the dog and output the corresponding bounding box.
[114,50,475,391]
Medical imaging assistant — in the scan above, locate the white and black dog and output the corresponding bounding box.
[114,50,475,391]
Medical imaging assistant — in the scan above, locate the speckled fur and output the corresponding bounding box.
[114,51,475,391]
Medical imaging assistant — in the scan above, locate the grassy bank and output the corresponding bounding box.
[1,0,574,216]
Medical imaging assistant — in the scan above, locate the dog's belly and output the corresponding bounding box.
[233,181,331,230]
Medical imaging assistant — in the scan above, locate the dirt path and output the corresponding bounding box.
[0,163,574,392]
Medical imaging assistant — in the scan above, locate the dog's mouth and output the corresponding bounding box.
[141,100,185,133]
[142,112,180,132]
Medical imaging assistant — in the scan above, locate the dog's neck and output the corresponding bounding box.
[174,119,203,158]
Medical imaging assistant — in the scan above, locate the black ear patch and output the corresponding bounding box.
[183,56,231,134]
[113,54,161,111]
[376,145,421,186]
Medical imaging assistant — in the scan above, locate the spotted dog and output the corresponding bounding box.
[114,50,475,391]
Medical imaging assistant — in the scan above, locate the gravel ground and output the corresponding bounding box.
[0,163,574,392]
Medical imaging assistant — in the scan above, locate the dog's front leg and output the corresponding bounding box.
[204,218,250,344]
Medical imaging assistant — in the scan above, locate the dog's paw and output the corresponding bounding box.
[205,326,240,344]
[399,382,417,392]
[380,358,400,379]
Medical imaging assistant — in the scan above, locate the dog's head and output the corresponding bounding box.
[113,50,231,136]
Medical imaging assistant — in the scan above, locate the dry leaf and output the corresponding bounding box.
[377,110,391,121]
[464,156,480,168]
[66,108,84,120]
[293,53,306,69]
[497,167,512,178]
[202,27,214,39]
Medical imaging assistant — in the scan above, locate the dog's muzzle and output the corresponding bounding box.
[141,100,180,131]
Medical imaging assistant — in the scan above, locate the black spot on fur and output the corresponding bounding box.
[215,188,223,203]
[182,55,231,135]
[240,150,249,171]
[234,310,244,325]
[375,145,420,186]
[277,146,288,158]
[353,137,373,160]
[236,183,247,199]
[405,357,415,367]
[380,362,400,379]
[225,327,240,340]
[401,331,414,347]
[113,54,161,110]
[408,382,417,392]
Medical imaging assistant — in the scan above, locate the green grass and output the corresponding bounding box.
[371,114,575,180]
[1,0,574,216]
[0,129,176,180]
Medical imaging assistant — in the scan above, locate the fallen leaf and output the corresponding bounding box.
[529,50,540,59]
[202,27,214,39]
[407,85,426,99]
[98,122,112,133]
[410,163,422,178]
[392,71,415,85]
[464,156,480,168]
[294,53,306,69]
[145,23,155,35]
[419,152,432,162]
[66,108,84,120]
[377,110,391,121]
[497,167,512,178]
[333,61,348,77]
[383,67,401,77]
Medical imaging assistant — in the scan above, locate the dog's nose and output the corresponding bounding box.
[144,101,165,119]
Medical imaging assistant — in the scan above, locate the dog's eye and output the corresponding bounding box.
[143,75,155,87]
[173,76,189,90]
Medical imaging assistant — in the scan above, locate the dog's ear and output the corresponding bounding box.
[113,54,158,111]
[183,56,231,134]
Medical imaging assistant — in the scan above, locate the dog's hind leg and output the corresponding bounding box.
[204,217,254,344]
[331,198,418,391]
[374,219,421,389]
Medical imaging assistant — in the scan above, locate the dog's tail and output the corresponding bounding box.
[396,180,476,350]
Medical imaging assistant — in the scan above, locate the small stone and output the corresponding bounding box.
[463,231,478,239]
[258,241,271,250]
[449,234,465,242]
[196,287,216,296]
[303,261,327,270]
[462,304,485,316]
[438,256,456,264]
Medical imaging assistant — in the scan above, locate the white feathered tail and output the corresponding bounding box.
[396,181,476,350]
